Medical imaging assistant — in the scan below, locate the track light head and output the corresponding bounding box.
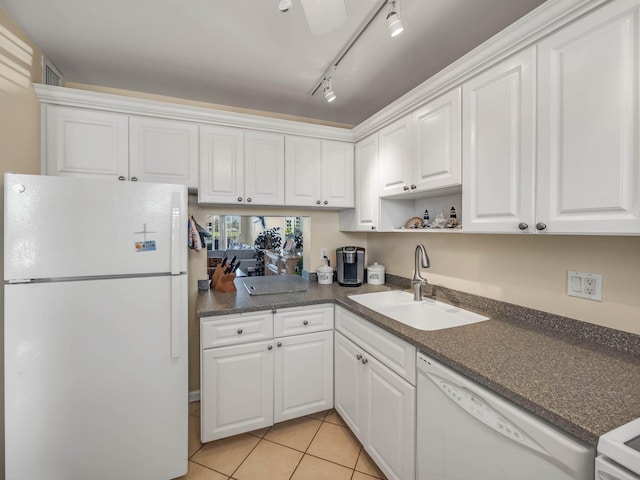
[323,77,336,103]
[386,0,404,37]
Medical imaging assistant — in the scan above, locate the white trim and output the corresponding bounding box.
[352,0,610,141]
[33,84,353,142]
[188,390,201,403]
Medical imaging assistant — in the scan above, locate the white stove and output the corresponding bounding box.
[597,417,640,479]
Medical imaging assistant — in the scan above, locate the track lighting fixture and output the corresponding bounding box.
[386,0,404,37]
[322,77,336,103]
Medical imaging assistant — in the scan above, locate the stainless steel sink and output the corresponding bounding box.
[349,291,489,331]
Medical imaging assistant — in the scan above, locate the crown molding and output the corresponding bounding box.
[33,84,354,142]
[352,0,610,141]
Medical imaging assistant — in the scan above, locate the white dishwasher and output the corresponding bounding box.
[417,353,594,480]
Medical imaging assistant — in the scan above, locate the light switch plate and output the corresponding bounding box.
[567,271,602,301]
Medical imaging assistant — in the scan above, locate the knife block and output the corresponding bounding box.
[215,273,236,293]
[210,265,225,289]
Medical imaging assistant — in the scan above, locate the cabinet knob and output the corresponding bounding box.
[403,186,409,191]
[356,354,363,360]
[518,223,528,231]
[247,197,252,203]
[272,308,277,314]
[410,184,417,190]
[361,357,368,365]
[323,200,328,205]
[536,222,547,231]
[237,328,243,334]
[371,226,376,230]
[268,345,273,350]
[131,177,138,182]
[237,197,243,202]
[277,341,283,347]
[316,200,321,205]
[303,320,308,326]
[118,176,126,181]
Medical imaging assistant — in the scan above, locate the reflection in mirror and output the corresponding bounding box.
[205,215,307,278]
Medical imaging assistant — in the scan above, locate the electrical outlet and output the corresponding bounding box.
[567,271,602,301]
[320,248,328,260]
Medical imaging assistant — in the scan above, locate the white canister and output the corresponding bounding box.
[367,263,385,285]
[317,266,334,285]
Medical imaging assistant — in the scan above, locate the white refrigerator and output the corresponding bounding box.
[4,173,189,480]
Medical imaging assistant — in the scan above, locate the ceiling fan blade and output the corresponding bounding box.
[300,0,347,34]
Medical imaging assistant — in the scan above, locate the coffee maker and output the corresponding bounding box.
[336,246,365,287]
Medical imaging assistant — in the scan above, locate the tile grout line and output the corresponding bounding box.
[229,428,272,479]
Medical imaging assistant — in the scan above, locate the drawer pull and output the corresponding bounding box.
[303,320,309,326]
[237,328,243,334]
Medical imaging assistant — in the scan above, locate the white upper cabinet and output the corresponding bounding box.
[378,115,413,197]
[354,134,380,231]
[244,131,285,206]
[198,125,244,204]
[129,116,198,189]
[199,127,285,205]
[44,106,129,181]
[285,136,323,206]
[462,47,536,233]
[536,0,640,234]
[378,88,462,198]
[285,136,354,208]
[44,106,199,188]
[413,87,462,192]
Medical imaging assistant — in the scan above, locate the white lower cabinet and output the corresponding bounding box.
[334,307,416,480]
[274,330,333,423]
[201,340,274,442]
[200,305,333,443]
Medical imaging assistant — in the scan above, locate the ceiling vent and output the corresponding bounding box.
[42,56,63,86]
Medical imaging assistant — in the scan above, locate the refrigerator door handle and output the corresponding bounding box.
[170,275,182,359]
[170,192,181,276]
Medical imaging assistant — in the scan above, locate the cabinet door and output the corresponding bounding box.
[364,354,416,480]
[334,332,365,440]
[129,116,198,188]
[200,340,273,442]
[274,330,333,423]
[285,136,322,206]
[321,140,354,208]
[244,131,285,205]
[354,134,379,231]
[462,47,536,233]
[378,115,412,197]
[413,87,462,192]
[537,0,640,234]
[198,125,244,204]
[44,106,129,180]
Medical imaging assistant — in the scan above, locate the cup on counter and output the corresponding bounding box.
[317,266,334,285]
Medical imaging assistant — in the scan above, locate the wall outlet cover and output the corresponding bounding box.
[567,271,602,302]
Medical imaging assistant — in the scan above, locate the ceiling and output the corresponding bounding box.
[1,0,547,126]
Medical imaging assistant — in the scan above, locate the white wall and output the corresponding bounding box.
[366,232,640,335]
[0,7,44,476]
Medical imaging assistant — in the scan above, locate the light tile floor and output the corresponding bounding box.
[177,402,387,480]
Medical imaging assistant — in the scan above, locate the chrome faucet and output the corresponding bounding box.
[412,243,430,301]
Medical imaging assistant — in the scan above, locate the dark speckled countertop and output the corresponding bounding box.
[197,277,640,447]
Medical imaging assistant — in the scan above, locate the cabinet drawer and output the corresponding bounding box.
[274,304,333,337]
[335,306,416,384]
[202,311,273,348]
